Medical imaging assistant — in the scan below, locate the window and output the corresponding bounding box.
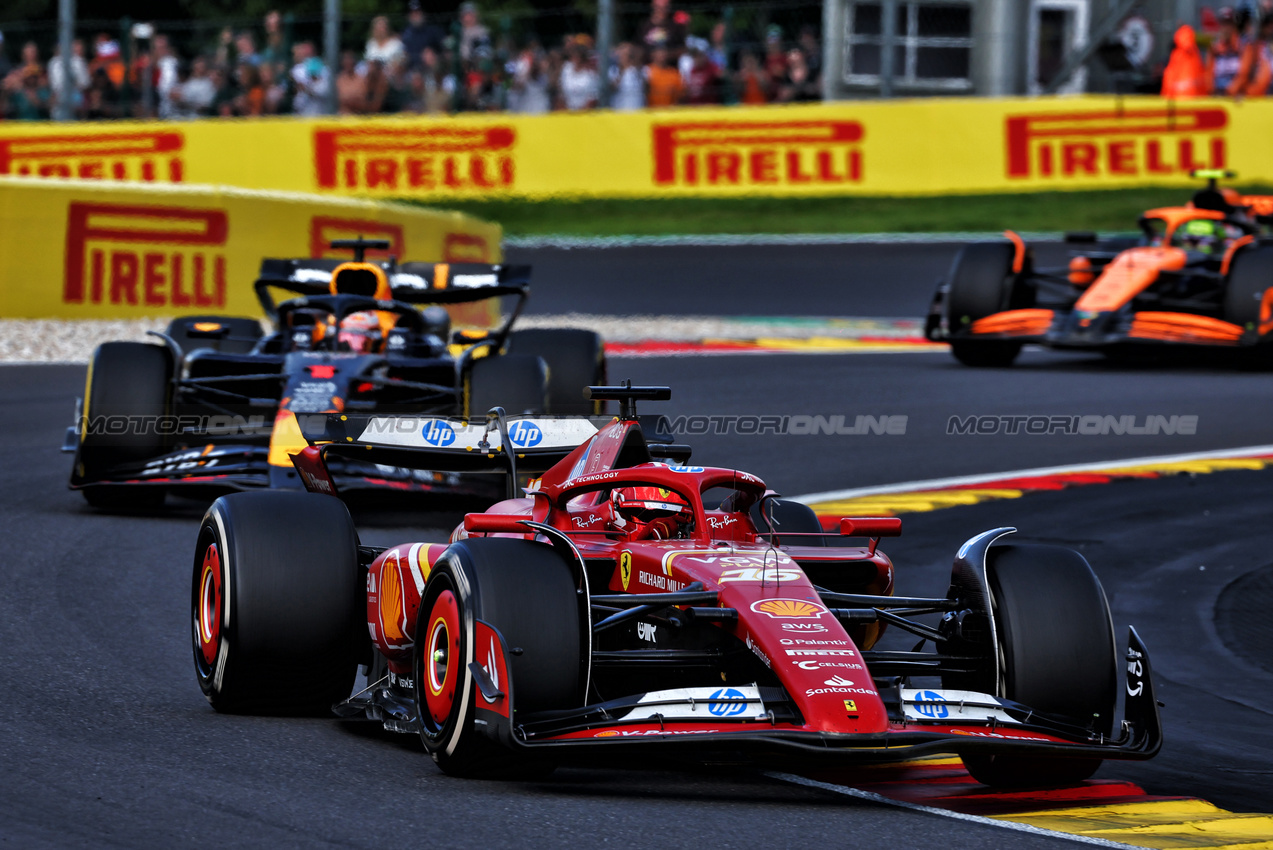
[843,1,974,90]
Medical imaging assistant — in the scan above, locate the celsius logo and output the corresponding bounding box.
[912,690,949,719]
[508,420,543,447]
[708,688,748,717]
[420,420,456,446]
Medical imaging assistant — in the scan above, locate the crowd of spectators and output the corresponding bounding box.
[0,0,822,120]
[1162,3,1273,97]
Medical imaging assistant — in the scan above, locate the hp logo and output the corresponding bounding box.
[508,420,543,448]
[913,690,949,719]
[420,420,456,446]
[707,688,748,717]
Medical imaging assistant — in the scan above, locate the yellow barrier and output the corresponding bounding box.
[0,96,1265,199]
[0,176,501,319]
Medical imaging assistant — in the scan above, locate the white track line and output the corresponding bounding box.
[766,772,1146,850]
[504,232,1070,249]
[791,443,1273,504]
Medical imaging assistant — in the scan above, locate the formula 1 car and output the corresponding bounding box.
[926,171,1273,366]
[190,384,1161,786]
[65,238,604,509]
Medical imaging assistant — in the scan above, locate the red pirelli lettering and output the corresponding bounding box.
[652,121,864,187]
[313,126,516,191]
[0,131,184,182]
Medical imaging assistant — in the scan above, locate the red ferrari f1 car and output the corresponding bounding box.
[191,385,1160,785]
[926,171,1273,366]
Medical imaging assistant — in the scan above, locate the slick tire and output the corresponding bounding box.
[77,342,174,511]
[957,544,1118,788]
[1222,245,1273,333]
[193,492,362,715]
[165,315,264,355]
[946,242,1030,368]
[506,328,607,415]
[414,538,582,778]
[465,353,548,418]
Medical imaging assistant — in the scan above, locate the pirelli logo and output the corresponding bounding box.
[652,120,863,187]
[443,232,490,262]
[1006,108,1227,179]
[309,217,405,259]
[64,202,228,307]
[313,126,515,192]
[0,131,184,182]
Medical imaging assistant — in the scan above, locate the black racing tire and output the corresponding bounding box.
[465,353,548,418]
[946,242,1030,368]
[166,315,264,355]
[76,342,173,511]
[750,497,825,547]
[1222,245,1273,332]
[956,543,1117,788]
[506,328,607,415]
[192,492,362,715]
[413,538,582,778]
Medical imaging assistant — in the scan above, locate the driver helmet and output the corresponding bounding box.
[337,310,386,353]
[1178,218,1226,254]
[611,486,689,524]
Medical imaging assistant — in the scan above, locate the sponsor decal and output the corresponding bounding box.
[708,516,738,530]
[637,570,685,592]
[652,120,864,188]
[481,636,501,704]
[1005,108,1227,180]
[805,675,875,698]
[378,554,411,646]
[745,634,772,668]
[779,638,847,646]
[507,419,543,448]
[314,125,516,192]
[299,468,333,494]
[636,621,656,643]
[912,689,949,719]
[63,202,228,307]
[594,728,720,738]
[289,380,338,413]
[782,622,828,633]
[707,688,749,717]
[844,700,858,713]
[794,660,864,671]
[0,130,184,181]
[750,598,828,619]
[573,514,606,529]
[309,217,404,259]
[1127,652,1145,697]
[388,670,414,690]
[666,464,705,473]
[420,419,457,446]
[785,649,859,657]
[620,550,632,591]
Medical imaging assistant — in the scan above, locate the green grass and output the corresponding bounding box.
[418,186,1273,237]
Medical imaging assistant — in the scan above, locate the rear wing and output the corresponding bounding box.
[253,260,531,319]
[295,409,598,499]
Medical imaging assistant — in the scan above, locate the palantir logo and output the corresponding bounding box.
[708,688,748,717]
[507,420,543,448]
[420,419,456,446]
[913,690,949,719]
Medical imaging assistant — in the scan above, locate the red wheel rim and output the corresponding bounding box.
[423,589,460,725]
[197,543,222,666]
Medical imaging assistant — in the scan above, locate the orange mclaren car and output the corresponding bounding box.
[926,171,1273,366]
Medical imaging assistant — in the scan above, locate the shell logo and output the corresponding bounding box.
[380,560,407,643]
[594,730,620,737]
[750,598,827,619]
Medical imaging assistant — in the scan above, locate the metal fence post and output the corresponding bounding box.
[597,0,614,107]
[323,0,340,115]
[880,0,896,98]
[55,0,76,121]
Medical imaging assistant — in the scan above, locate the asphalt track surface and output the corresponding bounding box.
[3,242,1273,846]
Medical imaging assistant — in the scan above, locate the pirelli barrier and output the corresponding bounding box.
[0,96,1267,201]
[0,177,501,319]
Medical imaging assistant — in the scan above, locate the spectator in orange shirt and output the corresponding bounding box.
[1231,14,1273,96]
[645,45,684,106]
[1160,24,1208,97]
[90,35,125,87]
[736,51,769,104]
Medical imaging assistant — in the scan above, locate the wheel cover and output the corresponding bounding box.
[423,590,461,725]
[197,543,222,666]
